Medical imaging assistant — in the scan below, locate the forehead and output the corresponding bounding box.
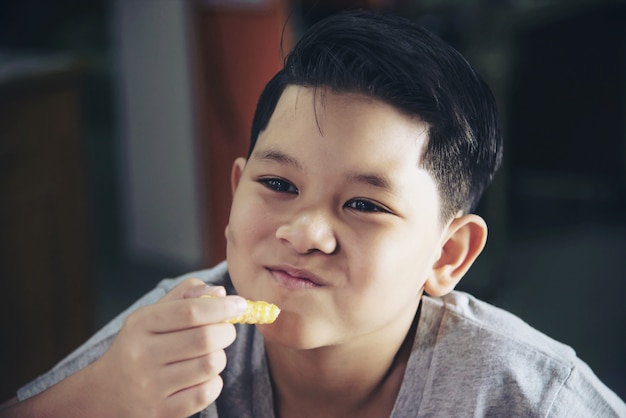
[251,86,441,211]
[256,85,429,161]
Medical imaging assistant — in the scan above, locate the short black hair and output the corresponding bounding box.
[249,9,503,222]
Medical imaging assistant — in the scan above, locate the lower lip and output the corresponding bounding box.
[268,269,321,290]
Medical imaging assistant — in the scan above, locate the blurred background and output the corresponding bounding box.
[1,0,624,403]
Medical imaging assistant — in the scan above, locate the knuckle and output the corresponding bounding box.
[178,302,202,324]
[210,323,237,349]
[182,277,201,286]
[191,328,212,353]
[122,308,143,331]
[175,277,204,293]
[196,376,223,408]
[223,323,237,345]
[198,323,236,352]
[198,350,227,376]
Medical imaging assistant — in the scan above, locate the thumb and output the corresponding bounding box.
[158,277,227,303]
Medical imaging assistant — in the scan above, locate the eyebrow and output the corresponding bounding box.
[347,172,393,191]
[253,148,303,171]
[253,148,394,191]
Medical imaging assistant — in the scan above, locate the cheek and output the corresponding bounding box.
[354,231,435,292]
[226,217,251,254]
[226,193,277,259]
[228,193,258,236]
[225,197,252,260]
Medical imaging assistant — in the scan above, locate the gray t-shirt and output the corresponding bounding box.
[18,262,626,417]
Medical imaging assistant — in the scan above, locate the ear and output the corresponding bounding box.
[230,157,247,195]
[226,157,247,239]
[424,214,488,297]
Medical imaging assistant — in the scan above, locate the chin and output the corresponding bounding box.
[258,314,337,351]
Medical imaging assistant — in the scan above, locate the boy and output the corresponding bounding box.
[3,9,625,418]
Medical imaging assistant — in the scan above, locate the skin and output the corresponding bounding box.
[0,282,249,418]
[0,85,487,418]
[225,86,488,417]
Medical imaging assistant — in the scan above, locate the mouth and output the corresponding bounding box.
[266,265,325,289]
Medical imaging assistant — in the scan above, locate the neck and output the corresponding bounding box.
[265,305,419,418]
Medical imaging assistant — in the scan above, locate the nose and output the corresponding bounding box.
[275,211,338,255]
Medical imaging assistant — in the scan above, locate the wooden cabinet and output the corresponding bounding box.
[0,59,93,400]
[189,1,291,265]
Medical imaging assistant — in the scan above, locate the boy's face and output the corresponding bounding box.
[226,86,446,350]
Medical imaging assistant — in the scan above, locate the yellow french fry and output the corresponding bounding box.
[200,295,280,324]
[227,299,281,324]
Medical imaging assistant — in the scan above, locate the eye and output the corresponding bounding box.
[345,199,387,213]
[258,177,299,194]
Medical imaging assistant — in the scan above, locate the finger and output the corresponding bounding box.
[158,277,210,303]
[155,322,236,364]
[183,284,227,299]
[166,376,224,417]
[137,295,248,333]
[161,350,227,395]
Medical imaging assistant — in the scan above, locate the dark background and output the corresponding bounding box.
[1,0,624,402]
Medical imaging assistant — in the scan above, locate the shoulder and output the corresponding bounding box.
[431,291,576,361]
[414,291,626,417]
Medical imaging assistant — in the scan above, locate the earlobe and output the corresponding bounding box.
[230,157,247,195]
[424,214,488,297]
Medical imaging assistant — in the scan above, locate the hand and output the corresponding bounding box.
[85,278,247,417]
